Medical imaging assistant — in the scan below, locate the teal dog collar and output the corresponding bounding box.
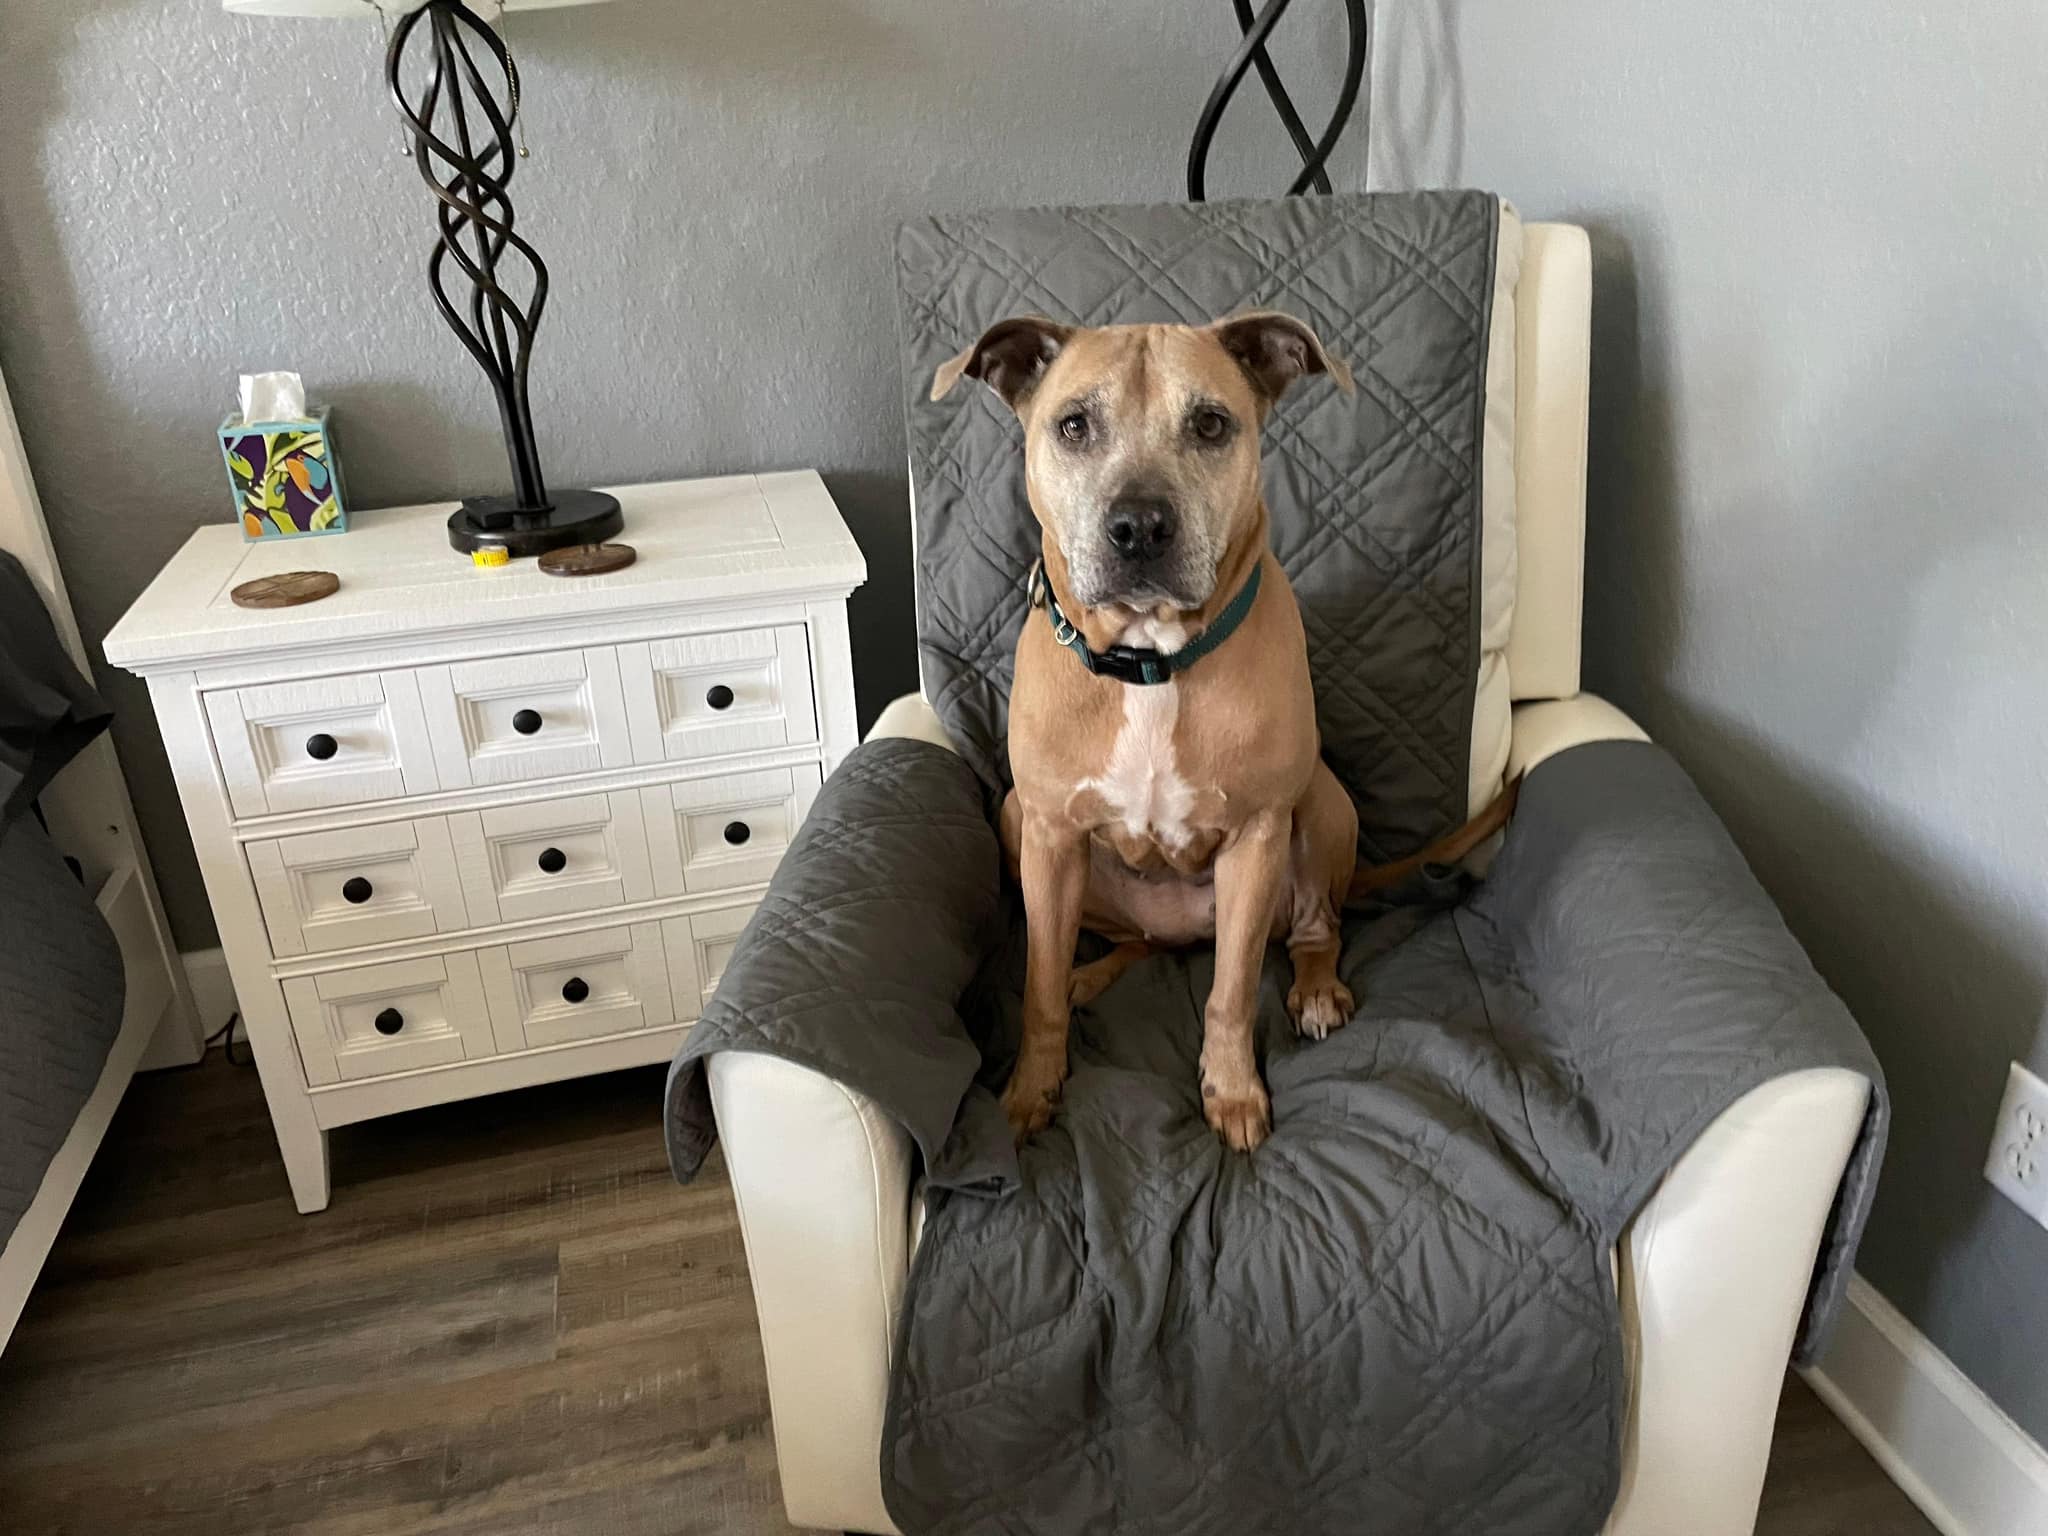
[1029,558,1262,686]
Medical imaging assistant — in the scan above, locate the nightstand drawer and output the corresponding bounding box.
[478,922,674,1050]
[448,789,655,926]
[417,647,633,789]
[249,819,469,957]
[662,904,755,1016]
[283,952,494,1086]
[618,624,817,764]
[643,764,822,897]
[205,671,438,817]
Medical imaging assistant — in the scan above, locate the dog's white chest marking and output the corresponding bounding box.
[1065,613,1206,848]
[1078,677,1198,850]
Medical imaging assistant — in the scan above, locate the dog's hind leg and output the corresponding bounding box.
[999,789,1024,882]
[1068,940,1155,1007]
[1284,761,1358,1041]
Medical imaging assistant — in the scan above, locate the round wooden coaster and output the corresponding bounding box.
[539,542,637,577]
[230,570,340,609]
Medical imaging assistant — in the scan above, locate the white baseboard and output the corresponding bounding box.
[180,947,245,1045]
[1803,1273,2048,1536]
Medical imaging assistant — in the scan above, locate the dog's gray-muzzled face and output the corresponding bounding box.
[932,313,1354,614]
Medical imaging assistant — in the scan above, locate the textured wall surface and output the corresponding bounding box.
[0,0,1361,951]
[1374,0,2048,1442]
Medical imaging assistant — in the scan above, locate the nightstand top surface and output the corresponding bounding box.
[104,471,866,671]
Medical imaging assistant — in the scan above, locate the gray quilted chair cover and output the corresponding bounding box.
[665,192,1887,1536]
[897,192,1499,859]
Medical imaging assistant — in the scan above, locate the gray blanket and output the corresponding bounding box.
[0,816,125,1253]
[1,551,111,835]
[667,737,1885,1535]
[0,552,125,1255]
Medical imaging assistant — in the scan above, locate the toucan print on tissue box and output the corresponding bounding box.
[219,406,347,540]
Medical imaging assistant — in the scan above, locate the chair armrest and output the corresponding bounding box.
[1605,1067,1869,1536]
[664,734,1003,1531]
[1482,738,1886,1533]
[867,692,961,753]
[709,1050,910,1535]
[665,737,1004,1187]
[1508,692,1647,777]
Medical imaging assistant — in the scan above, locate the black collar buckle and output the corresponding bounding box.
[1088,644,1172,685]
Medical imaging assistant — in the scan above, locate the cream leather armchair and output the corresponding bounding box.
[708,226,1870,1536]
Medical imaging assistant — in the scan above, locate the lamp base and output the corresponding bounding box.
[445,489,624,558]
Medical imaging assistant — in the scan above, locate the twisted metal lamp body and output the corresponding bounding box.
[387,0,621,555]
[1187,0,1370,201]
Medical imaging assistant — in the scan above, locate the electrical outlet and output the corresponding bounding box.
[1984,1061,2048,1230]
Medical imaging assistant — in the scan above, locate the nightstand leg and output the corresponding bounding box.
[274,1117,332,1215]
[241,1010,332,1214]
[236,1003,333,1214]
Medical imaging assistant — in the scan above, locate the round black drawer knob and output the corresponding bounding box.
[537,846,567,875]
[723,820,751,846]
[305,732,338,761]
[341,876,374,905]
[512,708,543,736]
[373,1007,405,1036]
[561,976,590,1005]
[705,684,735,711]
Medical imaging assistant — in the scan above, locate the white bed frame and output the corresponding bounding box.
[0,364,203,1350]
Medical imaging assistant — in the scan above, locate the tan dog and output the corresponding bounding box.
[932,311,1366,1153]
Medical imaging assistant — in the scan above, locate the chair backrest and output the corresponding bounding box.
[898,195,1586,852]
[1507,222,1591,705]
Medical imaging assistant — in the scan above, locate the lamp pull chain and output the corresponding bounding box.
[490,0,532,158]
[510,55,530,159]
[364,0,527,160]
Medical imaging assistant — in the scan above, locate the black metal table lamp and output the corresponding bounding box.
[226,0,621,558]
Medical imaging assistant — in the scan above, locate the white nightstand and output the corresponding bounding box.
[105,473,866,1212]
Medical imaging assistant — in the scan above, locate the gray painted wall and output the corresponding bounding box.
[0,0,1361,952]
[1374,1,2048,1442]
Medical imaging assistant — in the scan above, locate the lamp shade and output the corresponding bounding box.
[223,0,613,18]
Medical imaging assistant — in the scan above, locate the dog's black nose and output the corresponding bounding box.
[1104,497,1178,562]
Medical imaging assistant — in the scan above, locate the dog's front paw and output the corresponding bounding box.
[1000,1056,1066,1141]
[1286,978,1355,1041]
[1200,1076,1272,1152]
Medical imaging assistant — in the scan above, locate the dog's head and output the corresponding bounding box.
[932,312,1351,612]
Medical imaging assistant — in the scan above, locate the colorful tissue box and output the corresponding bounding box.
[219,407,347,540]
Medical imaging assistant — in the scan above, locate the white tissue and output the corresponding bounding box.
[239,370,307,424]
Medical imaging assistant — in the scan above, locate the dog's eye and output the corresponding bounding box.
[1057,412,1090,444]
[1192,408,1232,443]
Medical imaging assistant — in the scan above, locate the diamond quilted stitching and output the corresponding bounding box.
[885,905,1625,1536]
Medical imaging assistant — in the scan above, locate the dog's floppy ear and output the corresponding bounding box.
[930,316,1074,408]
[1211,310,1355,404]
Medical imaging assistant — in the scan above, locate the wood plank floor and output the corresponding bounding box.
[0,1056,1932,1534]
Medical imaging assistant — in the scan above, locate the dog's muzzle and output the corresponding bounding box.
[1103,496,1178,564]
